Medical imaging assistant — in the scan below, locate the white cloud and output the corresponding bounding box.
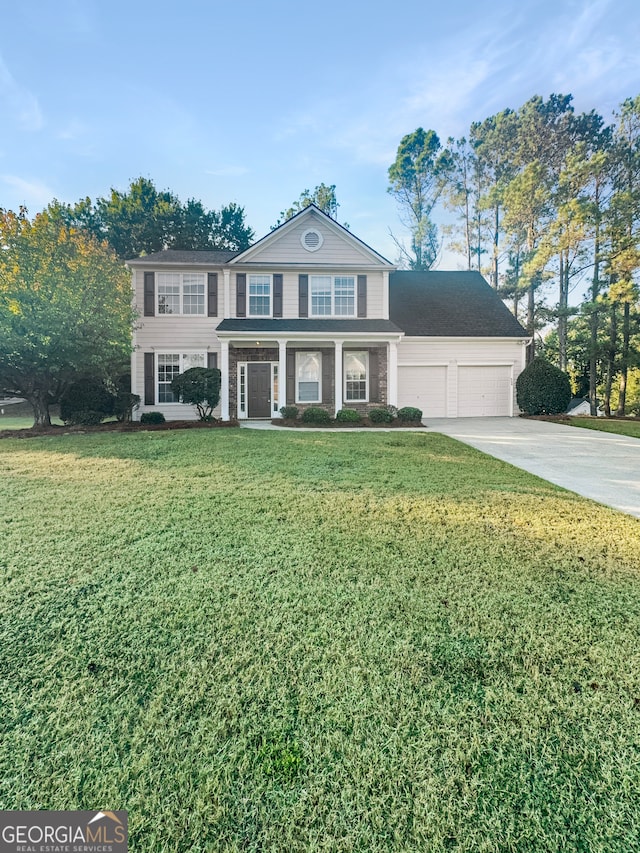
[0,54,43,131]
[1,175,55,210]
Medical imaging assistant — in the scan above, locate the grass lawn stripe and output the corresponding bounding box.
[567,416,640,439]
[1,430,639,851]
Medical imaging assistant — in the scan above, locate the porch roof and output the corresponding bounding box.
[216,318,402,335]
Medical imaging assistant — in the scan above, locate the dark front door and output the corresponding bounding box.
[247,363,272,418]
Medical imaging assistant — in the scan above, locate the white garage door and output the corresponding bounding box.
[398,365,447,417]
[458,365,512,417]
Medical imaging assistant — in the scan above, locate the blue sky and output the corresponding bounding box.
[1,0,639,266]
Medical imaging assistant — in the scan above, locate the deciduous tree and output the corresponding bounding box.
[0,207,133,426]
[60,178,254,259]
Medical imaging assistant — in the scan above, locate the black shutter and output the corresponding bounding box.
[144,352,155,405]
[236,273,246,317]
[298,274,308,318]
[369,348,380,403]
[286,351,296,405]
[273,274,283,318]
[207,352,218,369]
[144,272,155,316]
[322,350,333,405]
[207,273,218,317]
[357,275,367,318]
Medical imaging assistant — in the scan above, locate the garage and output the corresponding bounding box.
[398,365,447,417]
[457,365,513,417]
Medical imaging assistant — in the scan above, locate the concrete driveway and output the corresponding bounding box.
[426,417,640,519]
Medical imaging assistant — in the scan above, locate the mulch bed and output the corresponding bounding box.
[272,418,425,429]
[0,420,239,440]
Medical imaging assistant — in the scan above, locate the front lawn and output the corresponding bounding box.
[1,430,639,851]
[568,416,640,439]
[0,416,34,430]
[0,411,63,431]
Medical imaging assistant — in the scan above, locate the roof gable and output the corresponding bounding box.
[230,205,394,268]
[390,271,528,338]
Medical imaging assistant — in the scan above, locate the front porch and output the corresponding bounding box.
[216,333,402,420]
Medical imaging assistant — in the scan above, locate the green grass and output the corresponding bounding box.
[0,415,64,430]
[0,416,37,430]
[1,429,640,852]
[568,416,640,439]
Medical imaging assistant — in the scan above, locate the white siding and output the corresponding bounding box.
[131,269,221,421]
[227,269,386,319]
[397,337,526,417]
[240,210,381,266]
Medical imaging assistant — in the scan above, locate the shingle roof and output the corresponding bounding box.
[216,319,402,334]
[389,271,527,337]
[126,249,236,265]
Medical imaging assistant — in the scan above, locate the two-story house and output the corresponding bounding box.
[128,205,528,421]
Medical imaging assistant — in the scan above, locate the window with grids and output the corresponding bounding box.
[310,275,355,316]
[296,352,322,403]
[157,273,205,315]
[344,351,368,401]
[310,276,332,315]
[249,275,271,316]
[157,353,206,402]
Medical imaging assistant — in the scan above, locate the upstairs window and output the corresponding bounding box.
[310,275,355,317]
[334,276,355,315]
[310,276,331,315]
[157,273,205,315]
[248,274,271,316]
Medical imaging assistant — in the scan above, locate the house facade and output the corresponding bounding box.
[128,205,529,421]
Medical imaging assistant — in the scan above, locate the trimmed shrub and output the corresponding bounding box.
[279,405,299,420]
[516,357,572,415]
[335,408,361,423]
[398,406,423,422]
[60,378,115,425]
[368,407,395,424]
[140,411,166,425]
[301,407,332,424]
[171,367,221,420]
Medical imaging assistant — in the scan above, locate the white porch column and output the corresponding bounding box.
[278,339,287,415]
[334,340,343,416]
[220,339,230,420]
[388,340,398,407]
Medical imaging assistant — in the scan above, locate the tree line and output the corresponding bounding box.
[388,94,640,415]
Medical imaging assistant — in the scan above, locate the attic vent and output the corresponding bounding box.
[301,228,323,252]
